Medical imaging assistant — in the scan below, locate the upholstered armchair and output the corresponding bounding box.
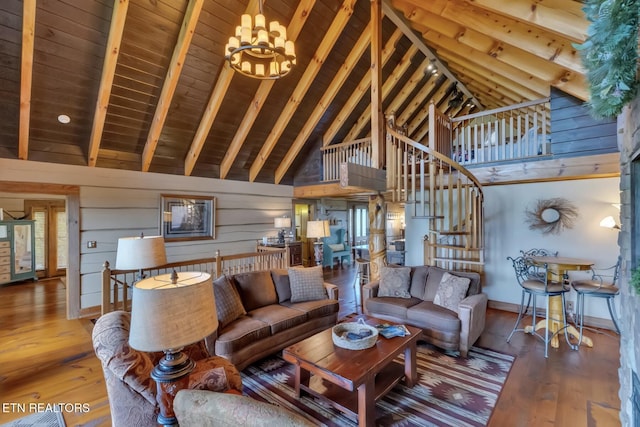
[322,226,352,268]
[92,311,242,427]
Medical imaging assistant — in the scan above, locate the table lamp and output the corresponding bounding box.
[306,220,330,266]
[115,234,167,282]
[275,216,292,244]
[129,271,217,426]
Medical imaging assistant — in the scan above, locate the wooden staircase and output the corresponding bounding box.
[386,103,484,273]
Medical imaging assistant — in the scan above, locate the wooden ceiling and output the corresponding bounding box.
[0,0,588,185]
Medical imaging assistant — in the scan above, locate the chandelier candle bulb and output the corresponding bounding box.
[256,63,265,77]
[241,27,251,45]
[269,21,279,34]
[242,61,250,73]
[270,62,278,77]
[257,29,268,46]
[279,25,286,40]
[241,14,251,30]
[228,37,239,50]
[275,37,284,50]
[255,14,265,30]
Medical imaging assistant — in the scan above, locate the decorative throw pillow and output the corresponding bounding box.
[378,266,411,298]
[328,243,345,252]
[288,266,327,302]
[433,272,471,312]
[212,275,246,329]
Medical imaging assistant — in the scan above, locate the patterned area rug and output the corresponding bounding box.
[0,405,66,427]
[241,345,514,427]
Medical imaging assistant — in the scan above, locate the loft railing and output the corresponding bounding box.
[320,137,372,181]
[450,98,551,165]
[101,249,287,315]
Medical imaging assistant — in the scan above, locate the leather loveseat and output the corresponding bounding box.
[362,265,487,357]
[209,267,339,370]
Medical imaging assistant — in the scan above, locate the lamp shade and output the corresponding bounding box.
[115,235,167,270]
[129,272,218,352]
[274,217,291,229]
[306,220,330,239]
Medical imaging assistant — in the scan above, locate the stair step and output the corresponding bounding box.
[412,215,444,219]
[438,231,471,236]
[428,243,483,250]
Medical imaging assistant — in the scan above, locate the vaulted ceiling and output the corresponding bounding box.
[0,0,588,185]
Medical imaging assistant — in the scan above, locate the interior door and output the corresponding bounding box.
[25,200,67,278]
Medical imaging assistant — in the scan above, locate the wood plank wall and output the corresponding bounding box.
[0,159,293,314]
[550,87,617,157]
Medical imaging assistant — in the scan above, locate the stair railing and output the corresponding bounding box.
[386,106,484,272]
[320,137,372,181]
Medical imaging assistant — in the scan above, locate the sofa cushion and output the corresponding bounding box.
[409,266,430,298]
[378,265,411,298]
[284,299,339,320]
[248,305,307,335]
[233,270,278,311]
[406,301,461,333]
[328,243,345,252]
[271,269,291,303]
[288,266,327,302]
[433,272,471,312]
[212,275,246,329]
[215,316,271,356]
[423,266,481,301]
[364,296,422,318]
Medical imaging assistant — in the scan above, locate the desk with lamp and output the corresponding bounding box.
[256,216,303,266]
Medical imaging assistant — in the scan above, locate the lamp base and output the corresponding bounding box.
[313,242,324,266]
[151,349,195,427]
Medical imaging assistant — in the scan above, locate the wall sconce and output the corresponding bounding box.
[599,216,620,230]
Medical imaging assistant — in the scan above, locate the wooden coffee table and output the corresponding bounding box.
[282,316,421,426]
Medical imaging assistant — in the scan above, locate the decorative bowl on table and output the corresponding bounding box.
[332,318,378,350]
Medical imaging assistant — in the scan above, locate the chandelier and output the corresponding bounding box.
[224,1,296,79]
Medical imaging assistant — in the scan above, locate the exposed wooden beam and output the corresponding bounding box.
[385,58,428,117]
[293,182,377,199]
[18,0,36,160]
[184,0,260,176]
[141,0,204,172]
[218,0,316,180]
[253,0,358,184]
[370,0,384,170]
[282,23,372,182]
[407,79,450,136]
[396,74,441,126]
[472,153,620,185]
[322,29,403,146]
[345,45,419,142]
[87,0,130,167]
[395,0,583,73]
[462,0,588,43]
[381,0,481,109]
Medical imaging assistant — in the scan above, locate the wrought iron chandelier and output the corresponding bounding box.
[224,0,296,79]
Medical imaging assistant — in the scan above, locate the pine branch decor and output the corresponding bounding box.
[574,0,640,118]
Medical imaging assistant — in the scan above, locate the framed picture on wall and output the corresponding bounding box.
[161,195,215,241]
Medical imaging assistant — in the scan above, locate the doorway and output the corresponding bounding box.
[24,200,67,278]
[294,200,316,266]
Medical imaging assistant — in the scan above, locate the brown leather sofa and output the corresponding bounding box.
[362,265,487,357]
[209,268,339,370]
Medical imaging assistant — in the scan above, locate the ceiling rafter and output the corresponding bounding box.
[218,0,317,180]
[381,0,481,109]
[343,44,420,142]
[19,0,36,160]
[395,75,441,126]
[87,0,130,167]
[385,58,428,117]
[183,0,260,177]
[398,0,583,73]
[463,0,588,43]
[251,0,358,183]
[322,28,403,146]
[283,21,373,178]
[407,79,451,136]
[141,0,204,172]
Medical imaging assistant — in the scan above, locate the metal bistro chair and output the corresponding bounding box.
[507,256,573,357]
[571,256,621,345]
[520,248,559,258]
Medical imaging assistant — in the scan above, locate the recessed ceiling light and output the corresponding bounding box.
[57,114,71,124]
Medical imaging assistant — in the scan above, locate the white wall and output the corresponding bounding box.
[0,159,294,311]
[406,177,621,322]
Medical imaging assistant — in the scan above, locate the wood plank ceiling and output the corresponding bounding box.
[0,0,588,185]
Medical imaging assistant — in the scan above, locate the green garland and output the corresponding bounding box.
[574,0,640,118]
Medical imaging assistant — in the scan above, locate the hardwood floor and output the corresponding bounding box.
[0,268,621,426]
